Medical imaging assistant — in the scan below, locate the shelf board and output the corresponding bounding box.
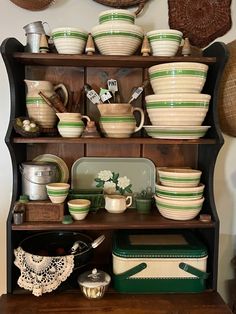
[13,52,216,68]
[12,209,215,231]
[0,291,231,314]
[13,136,217,145]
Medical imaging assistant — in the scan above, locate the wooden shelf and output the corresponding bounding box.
[12,52,217,68]
[13,136,217,145]
[12,209,215,231]
[0,291,232,314]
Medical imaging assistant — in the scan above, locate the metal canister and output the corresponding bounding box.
[20,161,58,200]
[23,21,46,53]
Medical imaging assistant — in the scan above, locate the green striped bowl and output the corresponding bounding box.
[144,125,210,139]
[157,168,202,187]
[145,93,210,126]
[148,62,209,94]
[46,183,70,204]
[155,183,205,200]
[52,27,88,54]
[99,9,135,24]
[147,29,183,56]
[91,23,144,55]
[154,195,204,220]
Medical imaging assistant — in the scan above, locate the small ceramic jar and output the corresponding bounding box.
[78,268,111,299]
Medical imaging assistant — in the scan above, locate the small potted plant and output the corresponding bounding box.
[135,189,153,214]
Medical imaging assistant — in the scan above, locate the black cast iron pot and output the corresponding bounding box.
[18,231,105,270]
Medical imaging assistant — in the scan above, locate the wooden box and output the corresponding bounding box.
[24,201,64,222]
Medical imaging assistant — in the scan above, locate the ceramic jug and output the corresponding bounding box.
[56,112,91,137]
[25,79,69,129]
[104,194,132,213]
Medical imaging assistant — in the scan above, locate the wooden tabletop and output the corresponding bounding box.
[0,291,232,314]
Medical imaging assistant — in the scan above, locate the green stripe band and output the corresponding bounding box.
[93,31,143,40]
[52,32,87,40]
[150,69,207,79]
[26,97,46,105]
[146,101,208,109]
[58,121,83,127]
[100,116,134,122]
[148,34,181,42]
[99,14,134,24]
[156,190,202,197]
[159,176,199,182]
[156,201,201,210]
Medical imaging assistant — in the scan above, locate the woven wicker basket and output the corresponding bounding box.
[10,0,54,11]
[218,40,236,136]
[93,0,149,15]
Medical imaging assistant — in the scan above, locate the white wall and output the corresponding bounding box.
[0,0,235,302]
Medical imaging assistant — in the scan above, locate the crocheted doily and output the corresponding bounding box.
[14,247,74,296]
[168,0,232,48]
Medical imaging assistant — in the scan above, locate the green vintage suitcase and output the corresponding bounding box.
[112,231,209,293]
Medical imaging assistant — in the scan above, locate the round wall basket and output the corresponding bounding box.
[218,40,236,136]
[92,0,149,15]
[9,0,54,11]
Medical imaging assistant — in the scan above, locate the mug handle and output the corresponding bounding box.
[132,107,145,133]
[126,196,133,208]
[54,83,69,107]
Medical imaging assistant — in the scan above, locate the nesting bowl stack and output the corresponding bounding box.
[144,61,211,139]
[155,168,205,220]
[91,9,144,55]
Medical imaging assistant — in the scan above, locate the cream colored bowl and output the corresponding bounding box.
[99,9,135,24]
[145,93,211,126]
[155,183,205,200]
[52,27,88,54]
[147,29,183,56]
[149,62,209,94]
[157,167,202,187]
[154,195,204,220]
[46,182,70,204]
[91,23,144,55]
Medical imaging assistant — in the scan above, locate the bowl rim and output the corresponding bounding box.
[147,29,183,37]
[52,27,88,34]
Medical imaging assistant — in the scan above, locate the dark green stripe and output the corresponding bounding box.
[26,97,46,105]
[47,189,68,195]
[100,116,134,122]
[58,121,83,127]
[93,31,143,40]
[156,190,203,197]
[150,69,207,79]
[52,32,87,40]
[146,101,208,108]
[159,176,199,182]
[156,200,202,210]
[99,14,134,24]
[148,34,181,42]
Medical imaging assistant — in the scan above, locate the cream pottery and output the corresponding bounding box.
[57,113,90,138]
[25,80,68,128]
[105,194,132,213]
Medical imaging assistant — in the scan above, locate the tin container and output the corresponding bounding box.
[20,161,58,200]
[112,231,208,293]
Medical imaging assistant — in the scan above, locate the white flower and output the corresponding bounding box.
[117,176,130,189]
[97,170,113,182]
[103,181,116,194]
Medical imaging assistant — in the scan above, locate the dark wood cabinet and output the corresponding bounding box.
[0,37,232,312]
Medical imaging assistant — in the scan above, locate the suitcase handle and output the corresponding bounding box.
[115,262,147,280]
[179,262,209,279]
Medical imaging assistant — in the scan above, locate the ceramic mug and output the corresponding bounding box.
[104,194,132,213]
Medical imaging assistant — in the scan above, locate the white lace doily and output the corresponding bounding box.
[14,247,74,296]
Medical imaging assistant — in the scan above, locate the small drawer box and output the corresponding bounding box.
[112,231,208,293]
[24,200,64,222]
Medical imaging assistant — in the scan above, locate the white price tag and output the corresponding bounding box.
[86,90,101,104]
[107,79,118,92]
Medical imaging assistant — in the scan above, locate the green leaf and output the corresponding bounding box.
[125,186,133,193]
[96,182,104,188]
[94,178,102,182]
[113,173,119,181]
